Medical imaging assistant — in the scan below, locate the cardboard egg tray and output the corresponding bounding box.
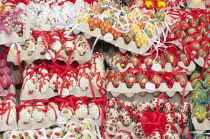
[7,49,92,65]
[192,117,210,131]
[0,85,16,97]
[0,120,18,132]
[0,8,31,46]
[105,48,196,75]
[72,21,166,55]
[20,85,103,101]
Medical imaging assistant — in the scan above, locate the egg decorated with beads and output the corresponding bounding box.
[197,49,208,59]
[194,104,207,123]
[100,21,112,35]
[124,73,136,88]
[175,73,188,88]
[122,30,135,44]
[135,32,148,48]
[88,17,102,31]
[151,74,164,88]
[137,74,149,88]
[111,26,122,40]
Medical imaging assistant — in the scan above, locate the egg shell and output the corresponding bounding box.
[32,109,45,123]
[133,123,144,138]
[20,108,31,124]
[120,111,133,126]
[201,40,210,53]
[88,103,101,120]
[79,120,92,133]
[175,73,188,88]
[123,73,136,88]
[150,74,164,88]
[122,101,135,112]
[122,30,135,44]
[105,118,119,137]
[1,74,12,90]
[137,74,149,88]
[166,113,175,123]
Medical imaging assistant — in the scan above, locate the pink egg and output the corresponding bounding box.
[0,59,9,68]
[1,67,11,75]
[1,75,12,90]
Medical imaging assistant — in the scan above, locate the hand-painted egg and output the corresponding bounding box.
[106,98,120,110]
[79,130,93,139]
[7,131,21,139]
[190,42,201,50]
[137,21,145,29]
[65,121,78,133]
[79,119,92,133]
[37,78,49,94]
[162,132,174,139]
[46,103,60,121]
[20,108,32,124]
[49,73,62,91]
[133,123,144,138]
[110,74,123,88]
[164,124,176,134]
[197,26,206,35]
[183,35,195,43]
[144,56,153,69]
[88,103,101,120]
[123,73,136,88]
[180,21,189,31]
[204,30,210,40]
[122,30,135,44]
[175,73,188,88]
[163,102,174,113]
[135,32,148,48]
[78,13,90,24]
[23,78,36,94]
[22,131,34,139]
[136,101,149,111]
[105,118,119,137]
[204,76,210,87]
[187,28,197,35]
[61,107,74,120]
[88,17,102,31]
[164,50,177,66]
[32,109,45,123]
[117,130,132,139]
[147,131,161,139]
[51,128,64,138]
[120,111,133,126]
[144,22,157,38]
[128,55,139,68]
[63,132,77,139]
[116,56,128,69]
[177,52,191,66]
[151,74,164,88]
[201,40,210,52]
[137,74,149,88]
[130,24,141,35]
[106,108,120,120]
[75,104,88,120]
[189,19,199,26]
[194,104,207,123]
[166,113,175,123]
[174,29,186,40]
[197,49,208,59]
[100,21,112,35]
[149,98,165,111]
[111,26,122,40]
[122,101,135,112]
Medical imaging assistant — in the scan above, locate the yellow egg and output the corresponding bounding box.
[135,32,148,48]
[130,24,141,35]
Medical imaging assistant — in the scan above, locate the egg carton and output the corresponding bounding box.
[187,0,206,9]
[0,8,31,46]
[0,120,18,132]
[72,21,167,55]
[0,84,16,97]
[106,81,192,98]
[192,117,210,131]
[194,56,210,69]
[7,49,92,65]
[105,121,189,139]
[105,48,196,75]
[20,85,103,101]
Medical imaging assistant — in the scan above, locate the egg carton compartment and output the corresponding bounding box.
[194,56,210,69]
[0,120,18,132]
[105,121,188,139]
[20,85,103,101]
[7,49,92,65]
[0,8,31,46]
[187,0,206,9]
[72,21,166,55]
[192,117,210,131]
[106,81,192,98]
[105,48,196,75]
[0,84,16,97]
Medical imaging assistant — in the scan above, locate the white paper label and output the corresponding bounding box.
[145,83,156,91]
[57,116,67,125]
[104,33,113,42]
[152,64,162,71]
[59,88,69,96]
[41,24,51,31]
[45,51,55,60]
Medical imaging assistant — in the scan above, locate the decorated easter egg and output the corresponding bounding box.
[128,55,139,68]
[162,132,174,139]
[120,111,133,126]
[154,11,165,22]
[51,128,64,138]
[130,24,141,35]
[78,119,92,133]
[164,50,176,66]
[106,108,120,120]
[20,108,32,124]
[137,20,145,29]
[150,74,164,88]
[46,103,60,121]
[197,49,208,59]
[144,56,153,69]
[135,32,148,48]
[166,113,175,123]
[180,21,189,30]
[32,108,45,123]
[116,56,128,69]
[190,42,201,50]
[174,29,186,40]
[194,33,202,41]
[133,123,144,138]
[147,131,161,139]
[75,103,88,120]
[1,75,12,90]
[106,98,120,110]
[204,76,210,87]
[189,19,199,26]
[183,35,194,43]
[78,13,90,24]
[117,130,132,139]
[10,43,21,54]
[111,26,122,40]
[100,21,112,35]
[79,130,93,139]
[144,22,157,38]
[110,74,123,88]
[136,101,149,111]
[187,28,197,35]
[37,78,49,94]
[163,102,174,113]
[177,52,191,66]
[123,73,136,88]
[78,73,90,91]
[60,107,74,120]
[88,17,102,31]
[122,101,135,112]
[175,73,188,88]
[149,98,165,111]
[88,103,101,120]
[49,73,62,91]
[65,121,78,133]
[137,74,149,88]
[144,1,155,9]
[105,118,119,137]
[63,132,77,139]
[22,130,34,139]
[122,30,135,44]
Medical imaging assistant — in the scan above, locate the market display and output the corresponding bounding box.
[0,0,209,138]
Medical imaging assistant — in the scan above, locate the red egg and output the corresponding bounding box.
[154,55,166,68]
[107,70,121,79]
[137,74,149,88]
[124,73,136,88]
[175,73,188,88]
[150,74,164,88]
[144,56,153,69]
[197,49,208,59]
[201,40,210,53]
[190,42,200,51]
[174,29,186,40]
[183,35,194,43]
[116,56,128,69]
[111,74,123,88]
[177,52,191,67]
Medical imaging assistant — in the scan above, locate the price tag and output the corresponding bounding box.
[45,51,55,60]
[145,83,156,91]
[104,33,113,42]
[41,24,51,31]
[57,116,67,125]
[152,64,162,71]
[59,88,69,96]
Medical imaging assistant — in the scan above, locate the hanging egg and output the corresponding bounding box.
[197,49,208,59]
[10,43,21,55]
[144,56,153,69]
[100,21,112,35]
[163,102,174,113]
[194,33,202,41]
[122,101,135,112]
[124,73,136,88]
[116,56,128,69]
[174,29,186,40]
[136,101,149,111]
[201,40,210,53]
[130,24,141,35]
[197,26,206,35]
[178,52,191,66]
[22,131,34,139]
[60,107,74,120]
[110,73,123,88]
[122,30,135,44]
[186,27,197,35]
[117,131,132,139]
[78,73,90,91]
[129,55,139,68]
[204,30,210,39]
[111,26,122,40]
[137,74,149,88]
[164,50,176,66]
[107,70,120,79]
[106,108,120,120]
[32,108,45,123]
[88,103,101,120]
[175,73,188,88]
[105,118,119,137]
[133,123,144,138]
[46,103,60,121]
[88,17,102,31]
[65,121,78,133]
[151,74,164,88]
[183,35,195,43]
[19,108,32,124]
[78,120,92,133]
[106,98,121,110]
[75,103,88,120]
[37,78,49,94]
[135,32,148,48]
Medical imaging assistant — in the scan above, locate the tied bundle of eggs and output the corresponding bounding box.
[0,59,12,91]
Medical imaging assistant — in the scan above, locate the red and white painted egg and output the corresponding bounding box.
[120,111,133,126]
[75,103,88,120]
[78,119,92,133]
[133,123,144,138]
[60,107,74,120]
[136,101,149,111]
[88,102,101,120]
[105,118,119,137]
[65,121,78,133]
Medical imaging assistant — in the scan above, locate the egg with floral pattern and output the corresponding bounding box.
[147,131,161,139]
[106,108,120,120]
[75,103,88,120]
[110,74,123,88]
[175,73,188,88]
[117,130,132,139]
[133,123,144,138]
[149,98,165,111]
[136,101,149,111]
[122,30,135,44]
[163,102,174,113]
[162,132,174,139]
[88,102,101,120]
[106,98,120,110]
[105,118,119,137]
[65,121,78,133]
[78,120,92,133]
[120,111,133,126]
